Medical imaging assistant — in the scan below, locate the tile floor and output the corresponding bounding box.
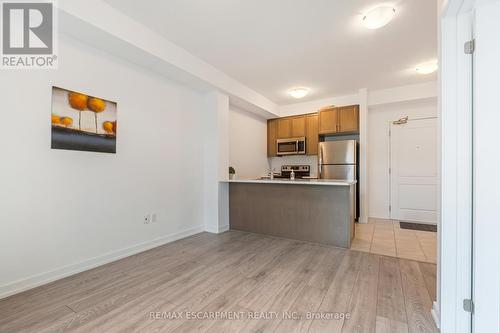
[351,218,437,264]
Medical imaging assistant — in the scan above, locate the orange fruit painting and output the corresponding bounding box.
[88,98,106,113]
[102,121,114,133]
[68,92,88,111]
[61,117,73,127]
[51,87,117,154]
[51,115,61,125]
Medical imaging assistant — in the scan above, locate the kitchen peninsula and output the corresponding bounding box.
[225,179,356,248]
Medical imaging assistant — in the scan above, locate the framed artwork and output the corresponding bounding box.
[51,87,117,153]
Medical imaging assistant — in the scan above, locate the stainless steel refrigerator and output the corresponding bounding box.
[318,140,358,219]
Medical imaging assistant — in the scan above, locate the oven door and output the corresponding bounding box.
[277,137,306,156]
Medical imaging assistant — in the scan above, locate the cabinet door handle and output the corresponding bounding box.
[318,146,323,178]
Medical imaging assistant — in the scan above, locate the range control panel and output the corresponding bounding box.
[281,165,310,178]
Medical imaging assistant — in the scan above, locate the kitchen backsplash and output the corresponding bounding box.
[269,155,318,177]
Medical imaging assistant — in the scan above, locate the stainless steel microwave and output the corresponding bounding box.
[277,137,306,156]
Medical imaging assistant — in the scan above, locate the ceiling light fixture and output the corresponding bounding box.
[415,61,438,74]
[288,87,310,99]
[362,6,396,30]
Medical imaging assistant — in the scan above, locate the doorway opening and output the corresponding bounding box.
[351,113,439,325]
[352,112,438,264]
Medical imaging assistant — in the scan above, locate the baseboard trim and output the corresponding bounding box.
[218,224,230,233]
[431,301,441,329]
[0,225,205,300]
[358,216,369,224]
[367,215,389,220]
[205,224,230,234]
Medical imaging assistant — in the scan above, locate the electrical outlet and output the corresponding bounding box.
[143,214,151,224]
[151,213,157,223]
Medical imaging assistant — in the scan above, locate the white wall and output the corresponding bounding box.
[0,36,208,298]
[228,106,269,179]
[204,92,230,234]
[368,98,438,219]
[228,105,319,178]
[278,93,361,117]
[368,82,438,107]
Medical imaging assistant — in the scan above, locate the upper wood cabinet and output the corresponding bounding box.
[268,116,307,156]
[291,116,306,137]
[277,118,292,139]
[306,114,319,155]
[318,106,338,135]
[266,104,358,157]
[267,119,277,157]
[318,105,359,135]
[338,105,359,133]
[277,116,306,138]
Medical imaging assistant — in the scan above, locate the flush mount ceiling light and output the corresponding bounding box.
[415,61,438,74]
[362,6,396,29]
[288,87,310,99]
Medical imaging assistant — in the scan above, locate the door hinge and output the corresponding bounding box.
[464,39,475,54]
[389,205,392,212]
[463,299,474,313]
[389,167,391,174]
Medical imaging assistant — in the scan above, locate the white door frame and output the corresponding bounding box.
[470,1,500,332]
[389,116,439,224]
[438,0,475,331]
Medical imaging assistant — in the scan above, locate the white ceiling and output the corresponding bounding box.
[104,0,437,104]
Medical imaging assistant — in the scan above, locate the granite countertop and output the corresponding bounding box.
[221,178,356,186]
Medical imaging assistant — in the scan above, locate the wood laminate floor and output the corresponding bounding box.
[0,231,438,333]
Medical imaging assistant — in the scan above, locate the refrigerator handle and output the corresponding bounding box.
[318,145,323,178]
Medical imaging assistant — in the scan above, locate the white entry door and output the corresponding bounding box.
[390,118,438,223]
